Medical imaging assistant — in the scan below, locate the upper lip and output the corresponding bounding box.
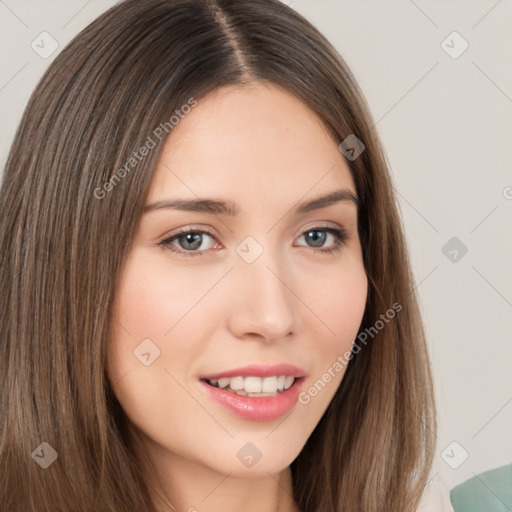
[200,363,306,380]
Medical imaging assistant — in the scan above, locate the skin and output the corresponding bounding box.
[107,82,368,512]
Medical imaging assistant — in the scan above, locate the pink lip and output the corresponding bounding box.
[199,376,305,422]
[199,363,306,380]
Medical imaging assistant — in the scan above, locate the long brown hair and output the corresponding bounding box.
[0,0,436,510]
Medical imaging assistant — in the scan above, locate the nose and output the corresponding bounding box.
[226,249,296,344]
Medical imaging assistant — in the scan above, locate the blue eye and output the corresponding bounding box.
[158,226,348,257]
[158,227,216,257]
[296,227,348,254]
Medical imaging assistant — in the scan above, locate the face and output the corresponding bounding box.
[107,82,368,482]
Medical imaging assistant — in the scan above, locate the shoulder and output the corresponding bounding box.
[450,464,512,512]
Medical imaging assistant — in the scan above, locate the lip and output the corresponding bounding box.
[199,376,306,422]
[199,363,306,380]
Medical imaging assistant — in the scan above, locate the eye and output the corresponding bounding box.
[158,225,349,257]
[158,227,218,257]
[295,226,348,254]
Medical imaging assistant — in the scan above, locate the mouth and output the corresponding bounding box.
[198,364,306,422]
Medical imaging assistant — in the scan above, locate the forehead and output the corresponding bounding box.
[147,82,356,211]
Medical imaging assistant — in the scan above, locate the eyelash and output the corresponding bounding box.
[158,225,349,258]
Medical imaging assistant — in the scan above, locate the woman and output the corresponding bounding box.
[0,0,443,510]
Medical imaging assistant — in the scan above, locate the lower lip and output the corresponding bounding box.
[199,378,305,422]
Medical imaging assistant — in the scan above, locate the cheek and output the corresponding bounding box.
[293,267,367,423]
[109,248,224,342]
[105,261,211,449]
[105,250,224,405]
[301,257,368,351]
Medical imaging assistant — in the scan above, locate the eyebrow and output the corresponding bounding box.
[143,189,359,216]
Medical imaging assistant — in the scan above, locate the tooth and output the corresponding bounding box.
[218,377,230,388]
[284,376,294,390]
[210,375,296,394]
[244,376,262,393]
[261,376,278,393]
[229,376,244,390]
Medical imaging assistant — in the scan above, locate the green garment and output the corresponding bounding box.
[450,463,512,512]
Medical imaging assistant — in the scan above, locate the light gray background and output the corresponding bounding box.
[1,0,511,492]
